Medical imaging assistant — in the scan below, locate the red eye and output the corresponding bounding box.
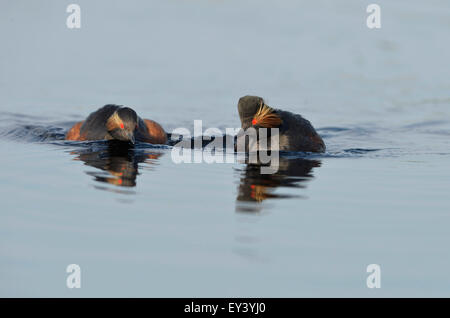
[120,123,124,129]
[252,118,257,125]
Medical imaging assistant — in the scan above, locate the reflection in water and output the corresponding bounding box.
[233,156,321,262]
[236,157,321,213]
[69,141,163,189]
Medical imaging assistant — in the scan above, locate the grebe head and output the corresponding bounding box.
[238,95,282,129]
[106,107,138,143]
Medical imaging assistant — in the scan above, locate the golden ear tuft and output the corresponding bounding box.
[106,111,124,131]
[252,103,282,128]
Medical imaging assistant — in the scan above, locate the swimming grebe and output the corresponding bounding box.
[237,95,325,152]
[66,104,167,144]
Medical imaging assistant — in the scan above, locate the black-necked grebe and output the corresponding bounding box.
[237,95,325,152]
[66,104,167,144]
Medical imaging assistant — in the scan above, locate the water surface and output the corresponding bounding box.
[1,0,450,297]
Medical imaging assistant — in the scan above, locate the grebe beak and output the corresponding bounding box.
[126,131,135,144]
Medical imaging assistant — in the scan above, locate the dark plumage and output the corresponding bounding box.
[237,96,325,153]
[66,104,167,145]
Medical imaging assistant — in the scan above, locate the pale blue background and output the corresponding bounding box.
[0,0,449,296]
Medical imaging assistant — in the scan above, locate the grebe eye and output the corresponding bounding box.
[252,118,257,125]
[120,123,124,129]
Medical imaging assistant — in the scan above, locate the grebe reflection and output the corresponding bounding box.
[69,141,163,188]
[236,156,321,212]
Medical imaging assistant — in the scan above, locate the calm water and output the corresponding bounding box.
[1,0,450,297]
